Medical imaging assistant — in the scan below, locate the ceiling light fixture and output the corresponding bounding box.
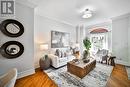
[82,9,92,18]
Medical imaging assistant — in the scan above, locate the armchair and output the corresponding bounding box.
[95,49,109,64]
[0,68,17,87]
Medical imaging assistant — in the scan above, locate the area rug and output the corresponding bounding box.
[44,63,113,87]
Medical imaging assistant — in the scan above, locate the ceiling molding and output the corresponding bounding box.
[16,0,37,8]
[35,14,75,27]
[111,13,130,20]
[85,20,112,29]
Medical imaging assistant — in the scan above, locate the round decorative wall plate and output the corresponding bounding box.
[0,41,24,59]
[0,19,24,37]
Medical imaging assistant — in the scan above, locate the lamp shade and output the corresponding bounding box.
[40,44,48,50]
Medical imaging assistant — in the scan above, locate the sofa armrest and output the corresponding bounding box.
[48,54,59,62]
[48,54,59,67]
[48,54,58,59]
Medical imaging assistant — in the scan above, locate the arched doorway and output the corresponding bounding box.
[90,28,108,52]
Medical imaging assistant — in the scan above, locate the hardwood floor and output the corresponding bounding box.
[15,69,57,87]
[106,64,130,87]
[15,64,130,87]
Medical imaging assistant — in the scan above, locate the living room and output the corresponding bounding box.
[0,0,130,87]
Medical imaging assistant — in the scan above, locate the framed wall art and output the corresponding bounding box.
[51,31,70,48]
[0,41,24,59]
[0,19,24,37]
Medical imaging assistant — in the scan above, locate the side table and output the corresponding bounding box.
[39,57,51,70]
[108,56,116,66]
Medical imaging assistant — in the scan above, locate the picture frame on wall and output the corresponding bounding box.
[51,31,70,48]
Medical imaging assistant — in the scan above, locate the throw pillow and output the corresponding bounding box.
[55,49,60,57]
[66,49,72,56]
[59,51,62,58]
[64,52,67,57]
[61,51,64,58]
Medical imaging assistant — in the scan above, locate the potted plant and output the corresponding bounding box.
[83,37,91,62]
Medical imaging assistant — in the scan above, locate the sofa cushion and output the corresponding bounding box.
[67,55,75,61]
[59,57,67,62]
[66,49,73,56]
[55,49,61,57]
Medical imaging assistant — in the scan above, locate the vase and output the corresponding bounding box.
[83,50,90,59]
[39,56,51,70]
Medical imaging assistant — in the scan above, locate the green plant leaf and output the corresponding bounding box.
[83,37,91,51]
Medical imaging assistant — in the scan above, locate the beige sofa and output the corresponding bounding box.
[48,54,75,68]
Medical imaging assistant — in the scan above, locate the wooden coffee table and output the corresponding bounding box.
[67,58,96,78]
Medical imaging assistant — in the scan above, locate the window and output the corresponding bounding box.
[90,28,108,52]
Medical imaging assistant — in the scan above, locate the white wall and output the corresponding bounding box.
[34,15,76,68]
[129,16,130,64]
[0,2,35,78]
[112,14,130,65]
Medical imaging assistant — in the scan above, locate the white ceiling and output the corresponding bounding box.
[29,0,130,26]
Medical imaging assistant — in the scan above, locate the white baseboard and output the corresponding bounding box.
[115,59,130,66]
[17,68,35,79]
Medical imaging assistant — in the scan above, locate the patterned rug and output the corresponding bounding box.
[44,63,113,87]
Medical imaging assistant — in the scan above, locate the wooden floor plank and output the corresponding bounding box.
[15,68,57,87]
[106,64,130,87]
[15,64,130,87]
